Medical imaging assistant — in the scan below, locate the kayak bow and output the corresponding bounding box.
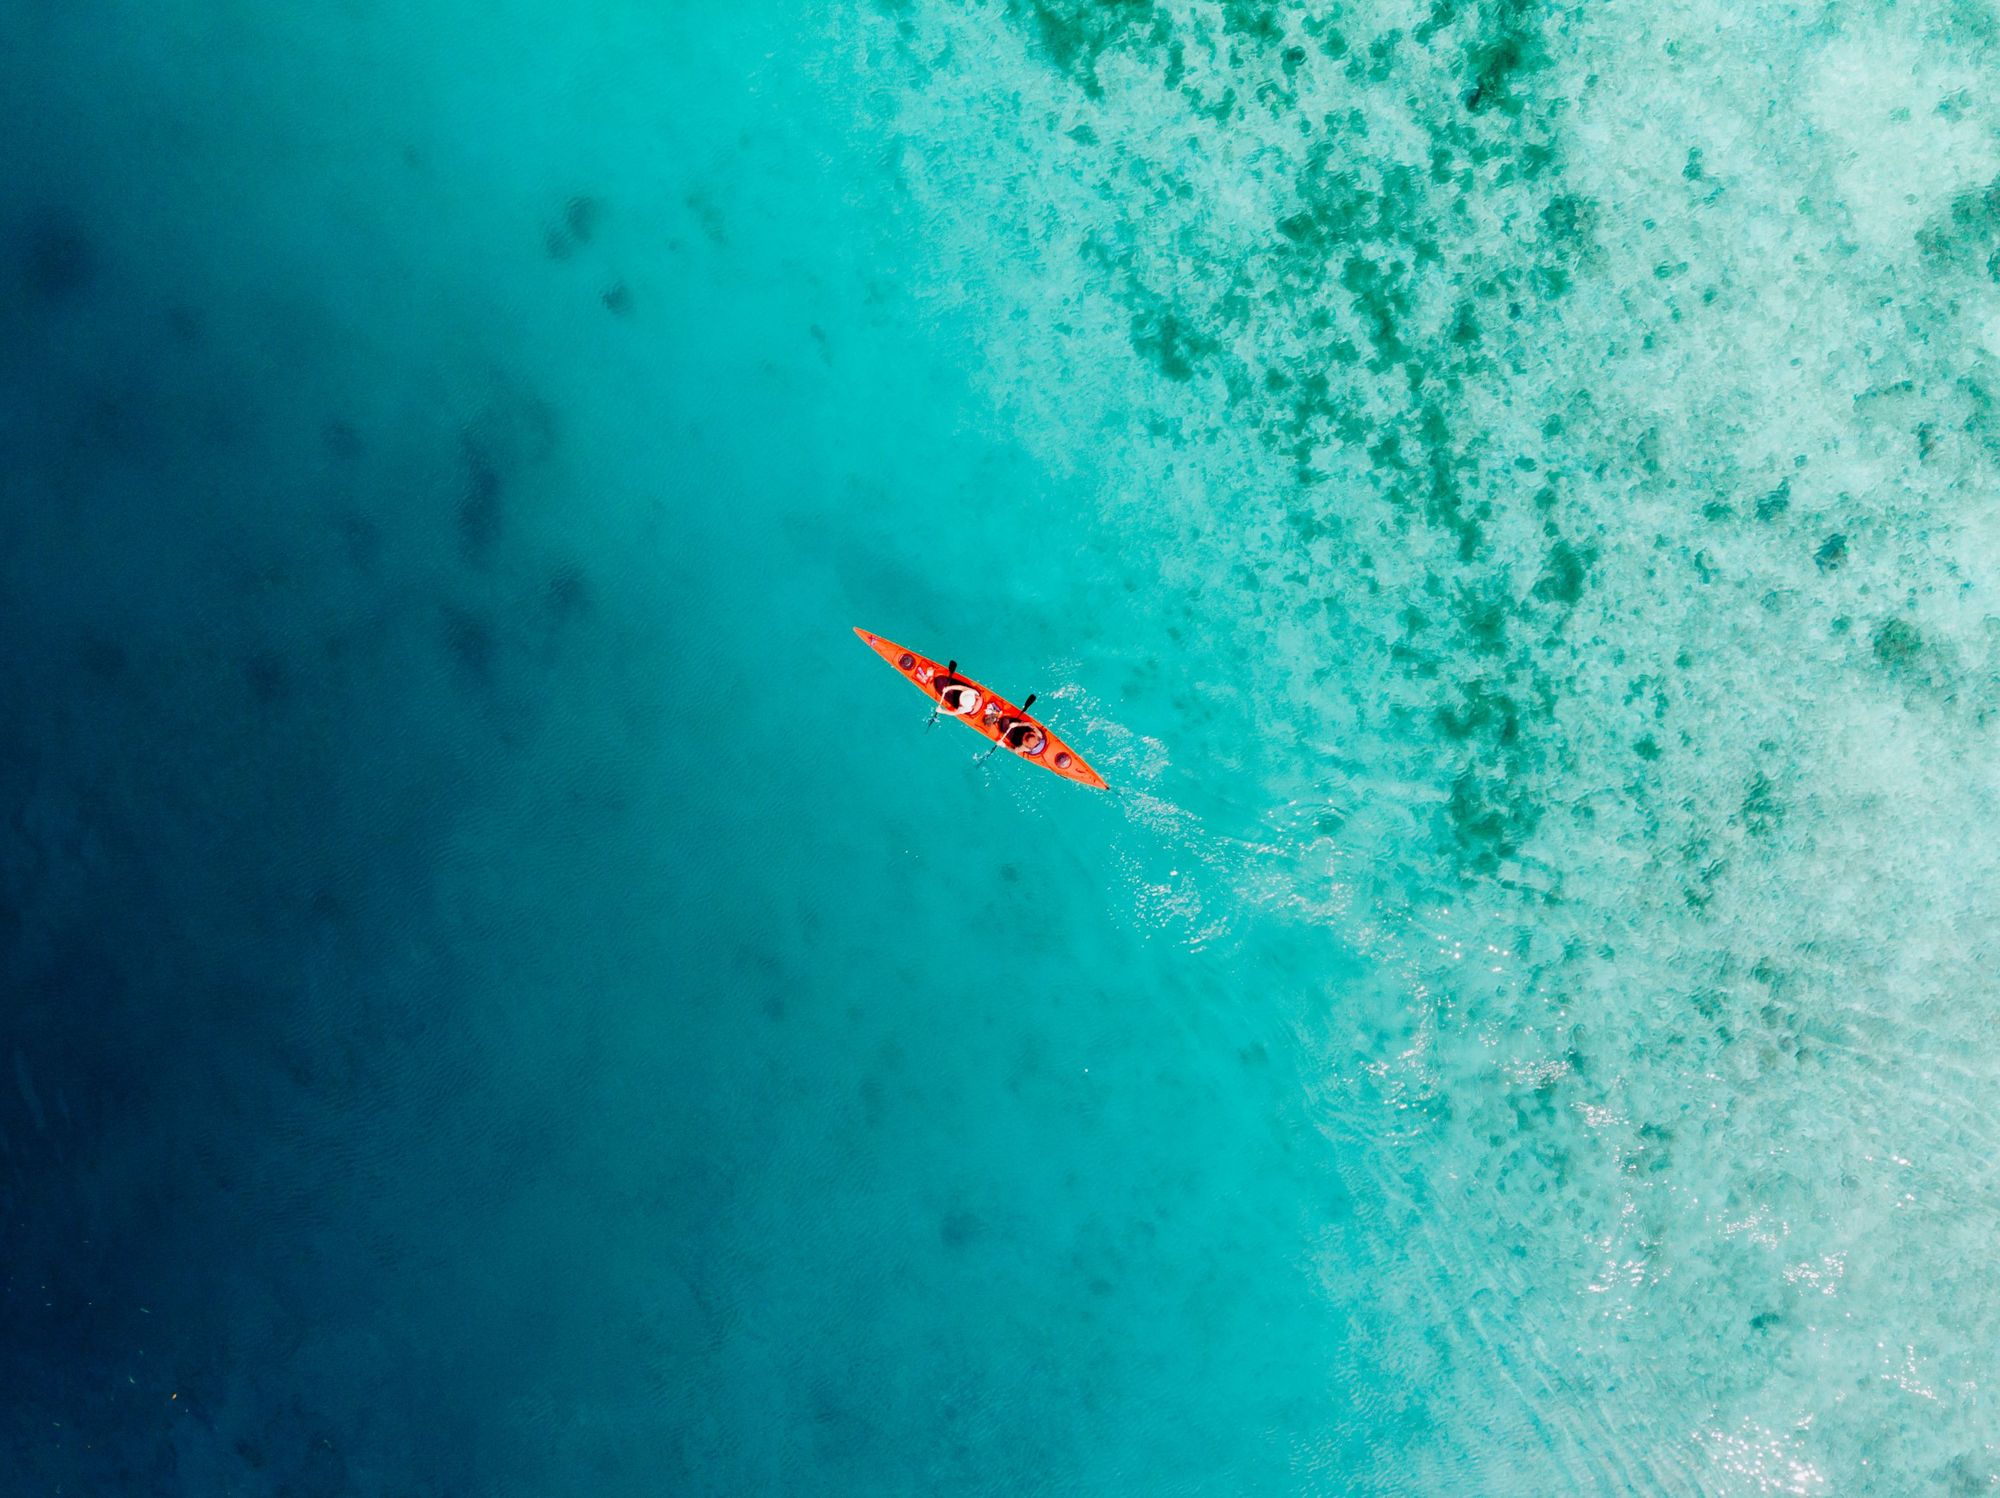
[854,628,1108,790]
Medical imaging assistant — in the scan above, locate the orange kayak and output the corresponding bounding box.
[854,627,1108,790]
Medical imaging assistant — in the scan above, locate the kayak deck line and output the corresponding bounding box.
[853,627,1109,790]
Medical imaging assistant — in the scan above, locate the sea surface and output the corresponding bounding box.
[7,1,2000,1493]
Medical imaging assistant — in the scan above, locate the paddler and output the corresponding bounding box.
[985,695,1045,759]
[927,661,976,728]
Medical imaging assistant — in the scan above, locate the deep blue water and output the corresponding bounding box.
[10,1,2000,1493]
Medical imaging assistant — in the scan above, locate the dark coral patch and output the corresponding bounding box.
[1129,306,1214,382]
[546,195,603,260]
[1532,539,1591,606]
[1461,0,1549,116]
[1871,617,1923,672]
[565,195,601,243]
[1018,0,1161,95]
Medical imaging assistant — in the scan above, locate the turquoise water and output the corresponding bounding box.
[8,0,2000,1491]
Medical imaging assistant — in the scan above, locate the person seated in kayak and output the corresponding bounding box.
[996,695,1045,755]
[927,661,983,721]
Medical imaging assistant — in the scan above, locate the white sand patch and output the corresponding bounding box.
[1805,27,2000,254]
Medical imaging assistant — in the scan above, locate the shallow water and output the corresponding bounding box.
[6,1,2000,1492]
